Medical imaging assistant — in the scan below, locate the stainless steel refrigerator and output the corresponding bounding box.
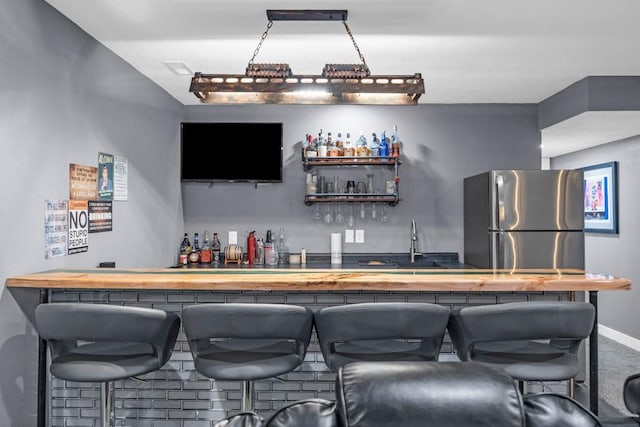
[464,169,584,269]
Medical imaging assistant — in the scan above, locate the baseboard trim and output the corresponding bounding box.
[599,324,640,353]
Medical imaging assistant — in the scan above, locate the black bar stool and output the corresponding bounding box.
[447,301,595,395]
[182,303,314,412]
[314,302,450,371]
[34,303,180,427]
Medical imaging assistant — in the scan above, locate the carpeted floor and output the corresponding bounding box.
[595,335,640,416]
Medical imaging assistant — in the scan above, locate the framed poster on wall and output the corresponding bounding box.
[582,161,618,234]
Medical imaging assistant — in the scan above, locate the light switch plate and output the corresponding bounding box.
[355,229,365,243]
[345,229,355,243]
[228,231,237,245]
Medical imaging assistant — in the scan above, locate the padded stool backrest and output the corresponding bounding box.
[448,301,595,359]
[314,302,450,370]
[624,373,640,415]
[523,394,602,427]
[35,303,180,367]
[336,361,525,427]
[182,303,314,380]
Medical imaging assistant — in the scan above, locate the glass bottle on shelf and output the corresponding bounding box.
[343,132,355,157]
[370,132,380,157]
[356,131,370,157]
[304,133,317,158]
[391,125,401,158]
[317,129,327,157]
[379,131,389,157]
[327,132,339,157]
[336,132,345,156]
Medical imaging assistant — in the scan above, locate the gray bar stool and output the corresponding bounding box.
[34,303,180,427]
[447,301,595,395]
[314,302,451,371]
[182,303,314,412]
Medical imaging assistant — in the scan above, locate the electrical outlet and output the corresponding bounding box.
[355,229,365,243]
[228,231,237,245]
[345,229,355,243]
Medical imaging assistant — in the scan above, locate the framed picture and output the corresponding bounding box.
[582,161,618,234]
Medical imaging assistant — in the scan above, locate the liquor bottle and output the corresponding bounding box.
[356,131,370,157]
[327,132,339,157]
[179,233,191,265]
[276,227,290,265]
[200,229,212,264]
[317,129,327,157]
[264,230,278,266]
[391,125,401,158]
[370,133,380,157]
[211,232,221,264]
[188,232,201,264]
[193,233,200,252]
[247,231,256,265]
[336,132,345,156]
[343,132,355,157]
[255,237,265,265]
[378,131,389,157]
[304,134,317,158]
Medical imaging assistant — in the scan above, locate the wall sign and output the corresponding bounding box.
[68,200,89,254]
[69,164,98,200]
[114,155,128,201]
[98,152,114,200]
[88,200,112,233]
[44,200,68,259]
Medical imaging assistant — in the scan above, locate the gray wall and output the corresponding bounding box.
[184,104,541,257]
[0,0,184,425]
[552,135,640,339]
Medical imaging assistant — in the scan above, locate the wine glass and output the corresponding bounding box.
[347,204,355,227]
[335,203,345,224]
[359,202,367,221]
[324,203,334,224]
[371,203,377,221]
[381,204,390,223]
[313,204,322,221]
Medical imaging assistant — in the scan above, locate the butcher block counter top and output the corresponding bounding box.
[5,267,631,292]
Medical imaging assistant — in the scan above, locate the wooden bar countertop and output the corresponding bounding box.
[4,267,631,292]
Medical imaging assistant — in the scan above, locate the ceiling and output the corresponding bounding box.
[44,0,640,158]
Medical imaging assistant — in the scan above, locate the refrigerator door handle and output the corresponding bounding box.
[494,173,505,231]
[492,231,505,269]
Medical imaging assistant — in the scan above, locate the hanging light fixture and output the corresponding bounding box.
[189,10,425,105]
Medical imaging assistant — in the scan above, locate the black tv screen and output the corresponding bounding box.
[181,122,283,183]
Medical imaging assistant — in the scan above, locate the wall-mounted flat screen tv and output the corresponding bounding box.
[181,122,283,183]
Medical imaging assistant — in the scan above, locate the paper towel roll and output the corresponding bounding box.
[330,232,342,265]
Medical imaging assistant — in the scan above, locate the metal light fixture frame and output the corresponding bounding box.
[190,10,425,105]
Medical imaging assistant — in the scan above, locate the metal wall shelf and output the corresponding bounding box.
[302,155,400,171]
[304,192,399,206]
[302,153,401,206]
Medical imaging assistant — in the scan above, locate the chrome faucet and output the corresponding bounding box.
[410,219,422,263]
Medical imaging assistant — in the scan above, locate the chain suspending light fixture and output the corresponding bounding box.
[189,10,425,105]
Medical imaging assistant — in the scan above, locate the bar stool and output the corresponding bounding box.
[182,303,314,412]
[314,302,450,371]
[447,301,595,395]
[34,303,180,427]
